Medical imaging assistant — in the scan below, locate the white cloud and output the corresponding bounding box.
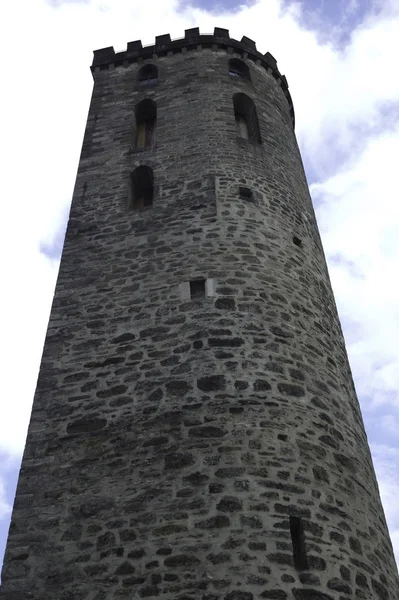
[1,0,399,569]
[379,415,399,437]
[311,127,399,411]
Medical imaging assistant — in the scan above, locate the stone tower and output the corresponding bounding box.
[1,27,398,600]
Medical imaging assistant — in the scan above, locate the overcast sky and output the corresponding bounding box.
[1,0,399,573]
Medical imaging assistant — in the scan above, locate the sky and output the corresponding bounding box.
[1,0,399,575]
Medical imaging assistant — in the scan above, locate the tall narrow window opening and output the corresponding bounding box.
[233,93,261,144]
[290,516,308,570]
[135,99,157,150]
[228,58,251,81]
[129,166,154,210]
[138,64,158,86]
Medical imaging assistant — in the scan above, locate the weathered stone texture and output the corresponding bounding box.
[1,27,398,600]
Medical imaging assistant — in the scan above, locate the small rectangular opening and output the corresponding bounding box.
[290,516,308,570]
[190,279,206,299]
[293,236,302,247]
[239,186,254,201]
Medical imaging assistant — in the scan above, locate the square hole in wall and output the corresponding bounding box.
[180,278,214,301]
[239,186,254,201]
[293,236,303,247]
[190,279,206,299]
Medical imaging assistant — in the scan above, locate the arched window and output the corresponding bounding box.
[228,58,250,81]
[135,99,156,150]
[129,166,154,210]
[138,64,158,86]
[233,93,261,144]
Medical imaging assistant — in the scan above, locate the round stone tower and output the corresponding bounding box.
[1,27,398,600]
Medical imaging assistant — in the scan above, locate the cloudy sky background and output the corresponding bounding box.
[1,0,399,573]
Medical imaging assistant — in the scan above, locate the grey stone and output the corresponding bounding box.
[1,26,398,600]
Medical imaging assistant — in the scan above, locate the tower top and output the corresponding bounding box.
[91,27,294,126]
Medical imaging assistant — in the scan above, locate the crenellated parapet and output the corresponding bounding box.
[91,27,294,126]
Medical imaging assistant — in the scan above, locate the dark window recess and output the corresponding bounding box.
[129,165,154,210]
[190,279,206,299]
[239,186,254,201]
[228,58,251,81]
[233,93,261,144]
[135,99,157,150]
[290,516,308,570]
[293,236,303,247]
[138,64,158,86]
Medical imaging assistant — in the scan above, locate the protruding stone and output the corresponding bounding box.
[189,425,226,438]
[164,452,195,470]
[115,561,135,575]
[260,591,287,599]
[254,379,271,391]
[165,380,191,396]
[67,417,106,435]
[277,383,305,397]
[111,333,136,344]
[327,578,352,594]
[217,496,243,512]
[225,592,253,600]
[164,554,201,567]
[197,375,226,391]
[195,515,230,529]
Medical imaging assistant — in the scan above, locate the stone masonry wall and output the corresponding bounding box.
[1,30,398,600]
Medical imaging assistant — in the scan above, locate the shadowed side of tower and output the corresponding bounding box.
[1,27,398,600]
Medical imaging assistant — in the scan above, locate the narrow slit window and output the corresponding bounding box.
[129,165,154,210]
[293,236,302,247]
[190,279,206,299]
[290,516,308,570]
[135,99,157,150]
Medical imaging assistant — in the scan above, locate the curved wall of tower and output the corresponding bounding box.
[1,27,398,600]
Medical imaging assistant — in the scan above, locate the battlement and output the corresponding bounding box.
[91,27,294,126]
